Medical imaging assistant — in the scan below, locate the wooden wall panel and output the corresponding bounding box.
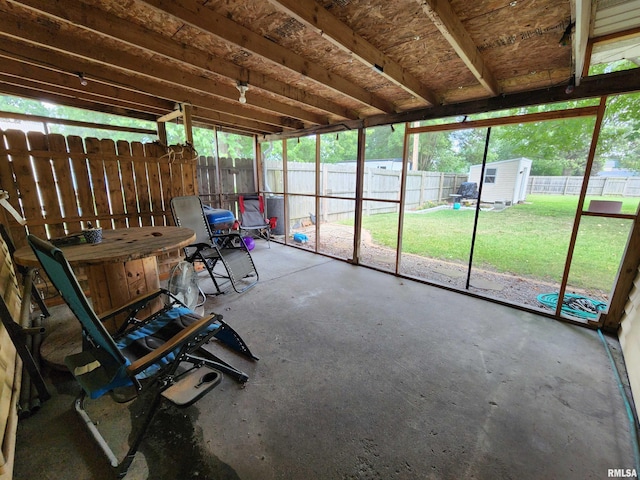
[619,267,640,419]
[0,229,20,478]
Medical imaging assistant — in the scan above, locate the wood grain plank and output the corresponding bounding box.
[0,130,28,246]
[67,136,95,225]
[26,132,65,238]
[84,138,111,230]
[48,134,82,233]
[131,142,152,226]
[158,149,173,225]
[100,139,126,229]
[86,263,116,331]
[116,140,139,227]
[144,143,165,226]
[4,130,47,239]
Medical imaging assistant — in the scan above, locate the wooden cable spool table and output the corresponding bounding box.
[14,226,195,368]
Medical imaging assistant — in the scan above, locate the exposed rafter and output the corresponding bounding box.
[415,0,500,96]
[0,3,320,127]
[11,0,354,122]
[0,42,294,133]
[139,0,397,114]
[0,0,620,137]
[267,0,438,106]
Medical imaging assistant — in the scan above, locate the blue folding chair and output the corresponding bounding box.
[28,234,257,478]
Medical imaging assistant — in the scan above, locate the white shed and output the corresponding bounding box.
[468,158,532,205]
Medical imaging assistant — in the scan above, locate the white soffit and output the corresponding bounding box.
[591,35,640,64]
[593,0,640,37]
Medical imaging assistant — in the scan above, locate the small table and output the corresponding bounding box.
[449,194,462,208]
[14,226,195,331]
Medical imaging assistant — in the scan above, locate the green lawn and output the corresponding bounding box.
[360,195,637,291]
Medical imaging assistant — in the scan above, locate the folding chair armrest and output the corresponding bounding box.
[99,289,164,323]
[125,313,221,376]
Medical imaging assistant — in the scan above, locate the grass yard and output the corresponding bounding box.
[360,195,637,291]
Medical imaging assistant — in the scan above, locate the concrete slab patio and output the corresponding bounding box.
[13,241,637,479]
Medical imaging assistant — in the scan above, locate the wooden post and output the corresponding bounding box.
[600,206,640,331]
[157,121,167,146]
[556,97,608,320]
[352,128,365,264]
[182,103,194,146]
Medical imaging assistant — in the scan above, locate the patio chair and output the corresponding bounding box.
[238,195,271,248]
[27,234,257,478]
[170,196,259,295]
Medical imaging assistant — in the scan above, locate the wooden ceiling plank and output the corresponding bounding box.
[139,0,397,114]
[416,0,500,96]
[0,40,294,131]
[267,0,437,106]
[10,0,353,121]
[0,4,323,127]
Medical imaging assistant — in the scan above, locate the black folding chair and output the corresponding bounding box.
[171,196,259,295]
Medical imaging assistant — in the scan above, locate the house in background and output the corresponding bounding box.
[468,158,533,205]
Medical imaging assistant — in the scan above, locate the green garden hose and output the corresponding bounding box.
[537,292,608,320]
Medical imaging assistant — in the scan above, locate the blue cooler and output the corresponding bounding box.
[202,205,235,232]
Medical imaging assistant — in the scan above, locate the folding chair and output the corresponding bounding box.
[170,196,259,295]
[28,234,257,478]
[238,195,272,248]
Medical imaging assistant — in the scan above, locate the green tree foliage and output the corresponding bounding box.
[3,86,640,177]
[286,135,316,162]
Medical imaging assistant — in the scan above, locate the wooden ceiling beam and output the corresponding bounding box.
[10,0,354,122]
[140,0,397,114]
[415,0,500,96]
[0,4,322,127]
[267,0,437,106]
[0,56,173,115]
[0,41,295,132]
[262,68,640,141]
[191,107,282,135]
[0,81,160,122]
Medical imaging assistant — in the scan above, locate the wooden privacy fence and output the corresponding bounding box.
[528,175,640,196]
[0,130,198,279]
[197,155,256,212]
[265,160,467,224]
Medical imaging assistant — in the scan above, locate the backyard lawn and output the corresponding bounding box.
[360,194,637,291]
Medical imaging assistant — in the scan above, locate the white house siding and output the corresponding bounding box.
[468,158,532,204]
[619,265,640,416]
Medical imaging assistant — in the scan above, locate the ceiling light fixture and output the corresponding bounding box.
[77,72,88,86]
[236,81,249,104]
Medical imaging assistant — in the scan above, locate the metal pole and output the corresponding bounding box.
[465,127,491,290]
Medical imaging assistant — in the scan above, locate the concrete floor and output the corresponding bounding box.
[14,241,637,479]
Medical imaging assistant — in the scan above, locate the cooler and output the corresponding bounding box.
[202,205,235,232]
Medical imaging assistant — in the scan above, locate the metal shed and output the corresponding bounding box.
[468,158,533,205]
